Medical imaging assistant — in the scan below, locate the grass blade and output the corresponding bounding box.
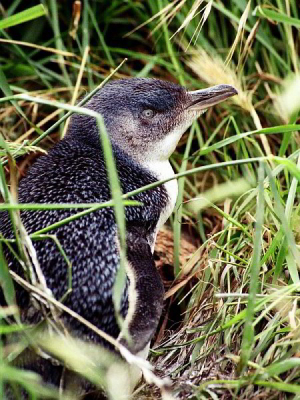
[0,242,16,307]
[238,162,264,373]
[253,6,300,28]
[0,4,46,30]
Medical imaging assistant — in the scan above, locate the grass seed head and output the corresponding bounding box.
[187,48,253,113]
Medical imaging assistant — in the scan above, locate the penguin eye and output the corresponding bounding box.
[141,109,155,119]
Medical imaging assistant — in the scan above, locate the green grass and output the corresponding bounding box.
[0,0,300,399]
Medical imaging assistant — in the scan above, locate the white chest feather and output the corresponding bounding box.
[147,160,177,222]
[157,162,178,228]
[142,159,178,251]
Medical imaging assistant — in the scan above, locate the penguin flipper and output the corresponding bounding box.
[118,228,164,354]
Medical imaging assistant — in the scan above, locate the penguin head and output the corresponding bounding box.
[69,78,237,165]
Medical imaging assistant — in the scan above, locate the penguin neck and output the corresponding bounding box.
[111,139,178,230]
[139,158,174,183]
[136,157,178,231]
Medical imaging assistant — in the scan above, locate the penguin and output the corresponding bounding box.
[0,78,237,397]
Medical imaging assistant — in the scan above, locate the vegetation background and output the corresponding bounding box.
[0,0,300,399]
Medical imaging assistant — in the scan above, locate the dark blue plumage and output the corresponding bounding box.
[0,77,237,397]
[1,134,168,340]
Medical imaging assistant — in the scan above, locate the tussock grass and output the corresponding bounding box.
[0,1,299,399]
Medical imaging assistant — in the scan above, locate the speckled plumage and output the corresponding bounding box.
[0,135,168,396]
[0,135,168,337]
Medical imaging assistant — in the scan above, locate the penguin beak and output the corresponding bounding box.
[187,84,238,111]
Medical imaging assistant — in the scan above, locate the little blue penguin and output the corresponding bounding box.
[0,78,237,396]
